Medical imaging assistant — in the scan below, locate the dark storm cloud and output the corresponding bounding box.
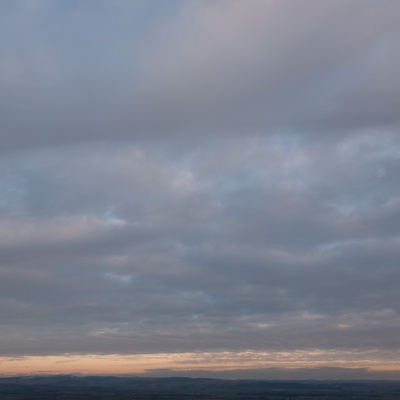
[1,0,400,375]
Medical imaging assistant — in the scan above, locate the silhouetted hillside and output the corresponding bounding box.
[1,376,400,399]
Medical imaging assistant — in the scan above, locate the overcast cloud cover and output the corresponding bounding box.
[1,0,400,378]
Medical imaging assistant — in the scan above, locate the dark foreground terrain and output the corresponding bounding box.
[1,375,400,399]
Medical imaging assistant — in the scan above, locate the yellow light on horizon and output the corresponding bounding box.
[2,350,400,376]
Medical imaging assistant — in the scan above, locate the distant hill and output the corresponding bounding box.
[1,375,400,399]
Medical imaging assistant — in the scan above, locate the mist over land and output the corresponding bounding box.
[2,376,400,400]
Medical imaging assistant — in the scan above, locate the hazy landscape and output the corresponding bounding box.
[2,376,400,400]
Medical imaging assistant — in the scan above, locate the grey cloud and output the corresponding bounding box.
[1,1,400,151]
[1,134,400,359]
[132,0,400,138]
[1,0,400,377]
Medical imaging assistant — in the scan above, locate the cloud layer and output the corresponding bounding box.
[1,0,400,376]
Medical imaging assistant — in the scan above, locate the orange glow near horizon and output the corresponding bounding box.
[2,351,400,376]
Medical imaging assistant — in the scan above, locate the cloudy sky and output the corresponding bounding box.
[1,0,400,379]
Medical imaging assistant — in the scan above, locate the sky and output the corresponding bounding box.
[1,0,400,379]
